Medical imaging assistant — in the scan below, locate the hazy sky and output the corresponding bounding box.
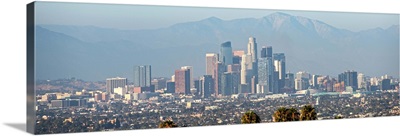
[36,1,399,32]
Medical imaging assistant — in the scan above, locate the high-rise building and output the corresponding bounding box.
[247,37,258,63]
[338,70,358,90]
[181,66,194,88]
[258,56,274,93]
[273,53,286,80]
[206,53,218,78]
[295,71,310,90]
[151,78,167,90]
[221,72,233,96]
[261,47,267,58]
[357,73,366,90]
[134,65,151,87]
[241,54,252,84]
[175,69,191,94]
[215,62,226,96]
[231,72,240,94]
[247,37,258,84]
[220,41,233,65]
[380,79,391,91]
[165,81,175,93]
[233,50,245,64]
[273,53,286,92]
[285,72,295,89]
[312,75,321,88]
[106,77,127,94]
[200,75,214,98]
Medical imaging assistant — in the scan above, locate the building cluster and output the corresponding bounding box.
[37,37,399,110]
[103,36,399,100]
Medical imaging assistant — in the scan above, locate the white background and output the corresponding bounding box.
[0,0,399,136]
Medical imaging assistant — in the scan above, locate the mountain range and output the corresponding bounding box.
[36,12,399,81]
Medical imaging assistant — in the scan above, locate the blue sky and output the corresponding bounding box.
[35,1,399,32]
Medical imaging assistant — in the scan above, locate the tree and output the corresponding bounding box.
[300,105,317,121]
[287,107,300,121]
[158,120,178,128]
[273,107,300,122]
[241,110,261,124]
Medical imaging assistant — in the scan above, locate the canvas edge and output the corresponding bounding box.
[27,1,36,135]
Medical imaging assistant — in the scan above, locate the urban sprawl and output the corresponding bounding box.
[35,37,400,134]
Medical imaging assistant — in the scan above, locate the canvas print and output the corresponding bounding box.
[27,1,400,135]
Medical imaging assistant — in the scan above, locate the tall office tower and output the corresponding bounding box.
[358,73,366,90]
[258,57,274,93]
[338,70,358,90]
[233,50,245,64]
[194,79,200,95]
[260,46,267,58]
[295,71,310,90]
[221,72,233,96]
[200,75,214,98]
[285,72,295,89]
[106,77,127,94]
[247,37,258,77]
[165,81,175,94]
[151,78,167,90]
[312,75,321,88]
[273,53,286,92]
[206,53,218,78]
[220,41,233,65]
[181,66,194,88]
[231,72,240,94]
[241,54,252,84]
[380,79,391,91]
[273,53,286,79]
[247,37,258,63]
[266,46,273,57]
[175,69,191,94]
[133,65,151,87]
[215,62,226,96]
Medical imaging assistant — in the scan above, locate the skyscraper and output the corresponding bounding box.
[181,66,194,88]
[175,68,191,94]
[338,70,358,90]
[357,73,366,90]
[241,54,252,84]
[220,41,233,65]
[165,81,175,94]
[106,77,127,94]
[215,62,226,96]
[206,53,218,78]
[273,53,286,92]
[295,71,310,90]
[312,75,321,88]
[133,65,151,87]
[200,75,214,98]
[266,46,273,58]
[247,37,258,63]
[285,72,295,89]
[247,37,258,85]
[258,57,274,93]
[233,50,245,64]
[221,72,233,96]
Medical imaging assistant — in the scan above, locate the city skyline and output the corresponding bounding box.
[30,2,400,134]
